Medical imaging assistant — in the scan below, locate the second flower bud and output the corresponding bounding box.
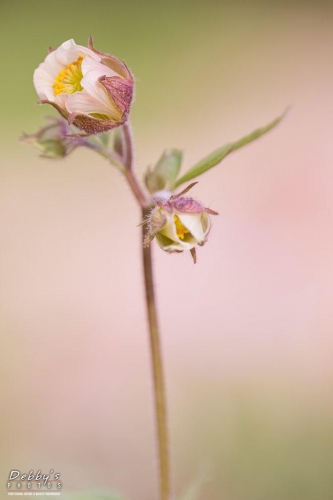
[144,183,218,263]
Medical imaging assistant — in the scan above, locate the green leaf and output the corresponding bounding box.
[174,108,289,188]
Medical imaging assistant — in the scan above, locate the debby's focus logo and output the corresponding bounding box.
[7,470,62,495]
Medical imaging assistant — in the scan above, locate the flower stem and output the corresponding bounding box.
[142,207,170,500]
[121,122,170,499]
[122,122,150,207]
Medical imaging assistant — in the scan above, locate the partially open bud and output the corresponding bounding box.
[144,183,218,262]
[20,117,83,158]
[33,37,134,135]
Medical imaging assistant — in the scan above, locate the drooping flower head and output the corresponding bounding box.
[33,37,134,135]
[145,183,218,263]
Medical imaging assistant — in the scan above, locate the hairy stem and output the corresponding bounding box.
[122,122,150,207]
[142,207,170,500]
[122,122,170,499]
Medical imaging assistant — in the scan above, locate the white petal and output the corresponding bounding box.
[37,52,63,80]
[82,56,119,78]
[52,39,98,66]
[200,212,211,235]
[67,70,121,119]
[177,213,209,243]
[159,217,198,249]
[54,93,68,110]
[168,241,197,251]
[158,213,180,242]
[33,39,100,102]
[156,234,196,251]
[33,67,55,100]
[81,70,114,105]
[65,90,115,117]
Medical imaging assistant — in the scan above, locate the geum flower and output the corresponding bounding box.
[144,183,218,263]
[33,37,134,134]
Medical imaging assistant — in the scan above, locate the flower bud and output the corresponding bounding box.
[20,117,83,158]
[33,37,134,135]
[145,183,218,262]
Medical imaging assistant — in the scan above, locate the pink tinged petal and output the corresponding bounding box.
[36,51,64,80]
[88,36,133,80]
[100,76,133,115]
[52,39,98,66]
[33,67,56,100]
[54,93,68,111]
[77,70,122,119]
[66,90,118,118]
[33,39,101,102]
[82,56,118,79]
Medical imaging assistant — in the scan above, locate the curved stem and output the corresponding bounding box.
[122,121,134,171]
[142,207,170,500]
[122,122,150,207]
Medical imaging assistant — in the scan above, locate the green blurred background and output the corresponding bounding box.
[1,1,333,499]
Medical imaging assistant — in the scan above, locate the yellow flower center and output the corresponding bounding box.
[52,56,84,96]
[174,215,190,240]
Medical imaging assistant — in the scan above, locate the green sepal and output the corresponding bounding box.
[98,131,112,148]
[155,149,182,190]
[145,149,183,193]
[37,139,67,158]
[174,108,289,188]
[144,167,166,193]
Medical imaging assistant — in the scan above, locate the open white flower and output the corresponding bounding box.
[145,184,218,263]
[33,37,134,134]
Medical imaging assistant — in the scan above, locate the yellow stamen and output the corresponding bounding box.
[174,215,190,240]
[52,56,84,96]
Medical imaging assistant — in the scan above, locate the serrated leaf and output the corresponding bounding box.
[154,149,183,190]
[174,108,289,188]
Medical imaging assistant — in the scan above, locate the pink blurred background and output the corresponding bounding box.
[1,1,333,499]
